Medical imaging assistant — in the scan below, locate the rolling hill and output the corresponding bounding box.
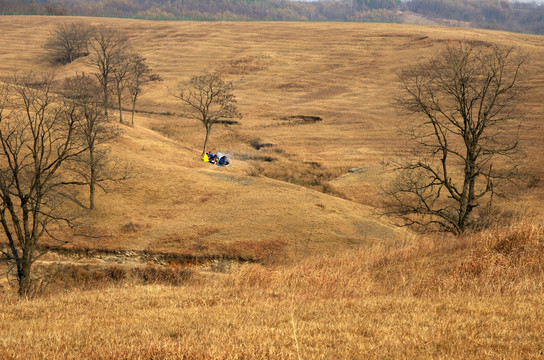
[1,15,544,359]
[1,16,544,261]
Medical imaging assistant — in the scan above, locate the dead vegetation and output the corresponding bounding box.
[33,262,193,294]
[1,219,543,358]
[224,219,544,298]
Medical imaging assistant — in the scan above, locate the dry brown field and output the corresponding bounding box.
[0,15,544,359]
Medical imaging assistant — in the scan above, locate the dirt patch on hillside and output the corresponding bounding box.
[277,81,307,90]
[38,246,249,266]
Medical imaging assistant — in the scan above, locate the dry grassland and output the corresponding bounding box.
[1,16,544,358]
[1,16,542,256]
[1,290,542,359]
[1,221,544,359]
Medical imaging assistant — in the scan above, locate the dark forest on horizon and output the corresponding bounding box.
[2,0,544,34]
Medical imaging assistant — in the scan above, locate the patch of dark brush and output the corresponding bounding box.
[255,156,276,163]
[278,115,323,124]
[303,161,321,168]
[216,120,239,125]
[236,153,277,162]
[250,142,274,150]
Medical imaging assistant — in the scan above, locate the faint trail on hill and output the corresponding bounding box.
[206,172,252,185]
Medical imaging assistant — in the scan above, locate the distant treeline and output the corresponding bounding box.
[2,0,544,34]
[407,0,544,34]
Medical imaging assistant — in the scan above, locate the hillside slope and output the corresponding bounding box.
[1,16,543,261]
[75,122,404,260]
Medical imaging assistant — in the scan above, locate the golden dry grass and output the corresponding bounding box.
[1,15,544,358]
[1,220,544,359]
[1,289,543,359]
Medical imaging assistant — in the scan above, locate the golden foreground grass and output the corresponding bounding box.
[1,220,544,359]
[1,290,542,359]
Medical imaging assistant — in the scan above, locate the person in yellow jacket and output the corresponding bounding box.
[203,152,209,162]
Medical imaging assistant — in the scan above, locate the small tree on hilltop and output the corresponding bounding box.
[62,74,124,210]
[113,53,160,125]
[126,55,162,126]
[89,26,130,117]
[44,22,94,64]
[177,71,241,157]
[385,41,526,234]
[112,53,132,124]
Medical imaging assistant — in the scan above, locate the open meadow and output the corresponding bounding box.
[0,16,543,358]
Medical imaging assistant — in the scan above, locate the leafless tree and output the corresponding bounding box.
[126,55,162,126]
[88,26,130,117]
[177,71,241,156]
[0,73,83,296]
[385,41,526,234]
[62,74,123,210]
[112,53,132,124]
[44,22,94,64]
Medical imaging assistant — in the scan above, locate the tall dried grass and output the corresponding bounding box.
[2,221,542,359]
[224,220,544,298]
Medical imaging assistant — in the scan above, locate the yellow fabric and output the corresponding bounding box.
[203,153,209,162]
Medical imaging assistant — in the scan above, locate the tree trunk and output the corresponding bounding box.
[17,254,32,297]
[131,98,136,126]
[457,146,477,232]
[89,149,96,210]
[202,128,210,157]
[89,175,96,210]
[103,81,109,116]
[117,83,123,124]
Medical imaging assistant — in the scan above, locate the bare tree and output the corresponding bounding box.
[62,74,122,210]
[0,73,82,296]
[385,41,526,233]
[126,55,162,126]
[177,72,241,156]
[112,54,132,124]
[88,26,130,117]
[44,22,94,64]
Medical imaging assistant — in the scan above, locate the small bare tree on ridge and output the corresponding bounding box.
[44,22,94,64]
[89,26,130,117]
[62,74,123,210]
[126,55,162,126]
[177,71,241,157]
